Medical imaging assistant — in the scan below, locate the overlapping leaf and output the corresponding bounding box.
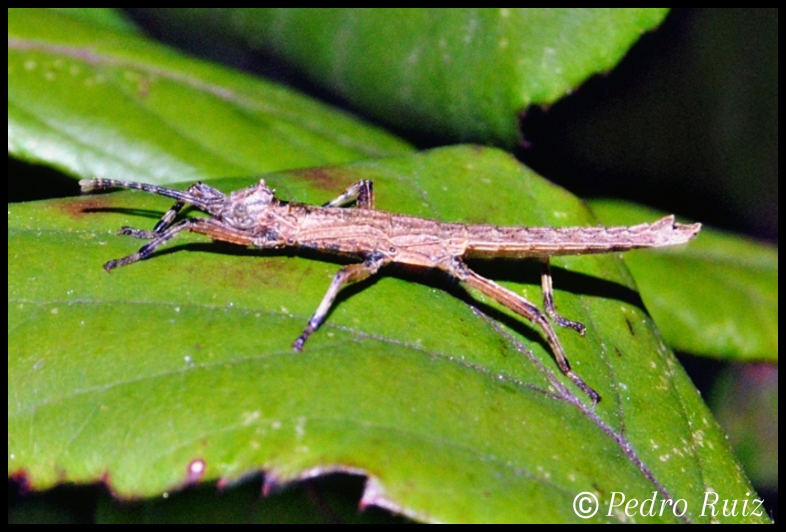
[8,8,412,186]
[147,8,669,145]
[591,200,777,362]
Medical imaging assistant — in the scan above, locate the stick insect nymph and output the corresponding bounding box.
[80,177,701,404]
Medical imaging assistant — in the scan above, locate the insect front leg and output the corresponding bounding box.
[102,216,254,272]
[102,218,205,271]
[540,258,586,335]
[119,182,226,240]
[448,257,600,403]
[293,251,390,351]
[119,201,186,240]
[322,180,375,209]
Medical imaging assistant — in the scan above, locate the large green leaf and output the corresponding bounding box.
[8,8,412,185]
[590,200,778,362]
[9,147,764,523]
[147,8,669,145]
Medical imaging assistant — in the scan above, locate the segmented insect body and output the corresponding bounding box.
[80,177,701,404]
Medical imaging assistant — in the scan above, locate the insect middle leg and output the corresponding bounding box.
[448,257,600,403]
[293,251,390,351]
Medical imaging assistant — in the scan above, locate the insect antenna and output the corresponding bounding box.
[79,178,223,211]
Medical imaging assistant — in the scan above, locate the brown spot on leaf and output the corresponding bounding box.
[293,166,361,192]
[61,197,111,220]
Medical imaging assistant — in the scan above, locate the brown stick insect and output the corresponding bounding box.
[80,177,701,403]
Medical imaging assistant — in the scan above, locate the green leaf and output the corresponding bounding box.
[49,8,143,34]
[590,200,778,363]
[147,8,669,145]
[8,8,412,185]
[9,146,764,523]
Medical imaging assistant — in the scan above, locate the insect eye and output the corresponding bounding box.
[233,204,248,218]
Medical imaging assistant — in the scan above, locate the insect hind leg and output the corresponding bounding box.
[540,259,586,334]
[448,256,600,403]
